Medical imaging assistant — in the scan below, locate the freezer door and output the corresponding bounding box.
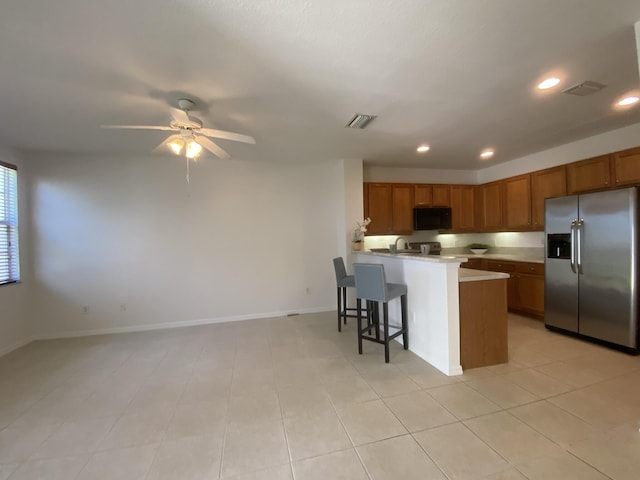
[578,188,638,348]
[545,195,579,332]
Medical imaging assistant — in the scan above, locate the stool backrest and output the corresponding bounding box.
[332,257,348,284]
[353,263,388,302]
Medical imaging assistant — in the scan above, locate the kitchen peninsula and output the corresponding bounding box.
[353,251,508,375]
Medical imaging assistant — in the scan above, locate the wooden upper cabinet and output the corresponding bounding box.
[413,184,449,206]
[450,185,475,231]
[612,147,640,187]
[365,183,393,235]
[414,184,433,206]
[531,166,566,230]
[503,174,532,230]
[391,184,414,234]
[566,155,611,194]
[432,185,451,207]
[479,181,504,230]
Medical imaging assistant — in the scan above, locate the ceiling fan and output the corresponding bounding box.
[101,98,255,160]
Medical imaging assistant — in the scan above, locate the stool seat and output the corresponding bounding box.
[353,263,409,363]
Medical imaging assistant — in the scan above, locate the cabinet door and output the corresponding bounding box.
[531,166,566,230]
[486,261,517,308]
[612,147,640,187]
[366,183,393,235]
[391,184,414,234]
[450,185,475,231]
[363,183,370,221]
[515,273,545,318]
[566,155,611,194]
[480,181,504,230]
[414,184,433,206]
[432,185,451,207]
[461,258,487,270]
[503,174,532,230]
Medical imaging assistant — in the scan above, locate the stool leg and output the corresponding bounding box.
[401,294,409,350]
[374,301,380,341]
[356,298,363,355]
[383,302,390,363]
[336,287,342,332]
[342,287,348,325]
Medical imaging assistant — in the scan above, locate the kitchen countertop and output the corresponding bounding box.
[361,250,545,264]
[358,251,466,263]
[458,268,510,282]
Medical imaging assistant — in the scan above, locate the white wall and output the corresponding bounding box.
[365,122,640,186]
[364,166,477,184]
[478,122,640,183]
[26,152,343,338]
[0,147,31,355]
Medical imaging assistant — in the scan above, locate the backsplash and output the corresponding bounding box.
[364,231,545,252]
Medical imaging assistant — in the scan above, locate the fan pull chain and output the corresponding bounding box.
[186,157,190,185]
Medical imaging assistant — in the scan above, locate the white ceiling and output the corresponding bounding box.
[1,0,640,169]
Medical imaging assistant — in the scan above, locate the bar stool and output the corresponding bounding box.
[353,263,409,363]
[332,257,361,332]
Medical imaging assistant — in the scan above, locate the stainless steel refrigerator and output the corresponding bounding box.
[545,187,638,352]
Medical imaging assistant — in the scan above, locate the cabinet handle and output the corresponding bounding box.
[616,179,620,183]
[530,267,535,271]
[605,181,609,185]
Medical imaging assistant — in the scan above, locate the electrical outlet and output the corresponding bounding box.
[305,287,311,295]
[82,305,89,314]
[120,304,127,312]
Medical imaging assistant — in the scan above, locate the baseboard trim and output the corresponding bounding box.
[0,337,34,358]
[34,306,334,340]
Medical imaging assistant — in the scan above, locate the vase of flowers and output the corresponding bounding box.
[352,218,371,250]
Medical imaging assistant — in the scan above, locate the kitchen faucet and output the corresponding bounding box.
[394,237,410,251]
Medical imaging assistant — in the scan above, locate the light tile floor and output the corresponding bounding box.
[0,312,639,479]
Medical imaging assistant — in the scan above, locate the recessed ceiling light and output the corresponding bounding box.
[538,77,560,90]
[480,149,494,159]
[417,145,430,153]
[617,96,639,106]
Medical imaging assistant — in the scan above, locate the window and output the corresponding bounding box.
[0,161,19,285]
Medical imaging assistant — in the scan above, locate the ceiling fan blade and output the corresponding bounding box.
[101,124,176,131]
[198,128,256,144]
[152,134,180,154]
[195,136,230,160]
[169,107,191,124]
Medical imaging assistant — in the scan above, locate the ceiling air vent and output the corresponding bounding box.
[562,81,607,96]
[345,113,377,129]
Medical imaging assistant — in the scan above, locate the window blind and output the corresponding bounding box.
[0,161,19,284]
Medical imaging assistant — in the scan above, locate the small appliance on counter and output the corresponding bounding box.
[417,242,442,255]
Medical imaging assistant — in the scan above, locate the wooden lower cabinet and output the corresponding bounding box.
[476,260,545,319]
[459,278,508,369]
[461,258,487,270]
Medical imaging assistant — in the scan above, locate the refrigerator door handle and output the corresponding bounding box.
[570,219,577,274]
[576,219,584,274]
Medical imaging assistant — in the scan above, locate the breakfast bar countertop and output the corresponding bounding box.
[448,253,544,264]
[458,267,510,282]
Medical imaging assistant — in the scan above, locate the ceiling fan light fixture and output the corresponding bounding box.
[168,138,184,155]
[186,139,203,159]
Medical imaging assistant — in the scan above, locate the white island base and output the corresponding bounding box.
[355,252,467,375]
[353,252,467,376]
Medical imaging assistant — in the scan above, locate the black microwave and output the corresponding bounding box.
[413,207,452,231]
